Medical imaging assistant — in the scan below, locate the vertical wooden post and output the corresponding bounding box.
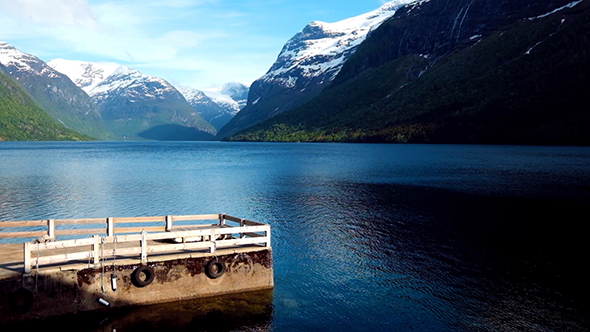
[265,225,271,247]
[47,219,55,240]
[140,231,147,263]
[219,213,226,226]
[240,218,245,238]
[210,229,216,253]
[24,242,31,274]
[165,215,172,231]
[107,217,114,237]
[93,235,100,265]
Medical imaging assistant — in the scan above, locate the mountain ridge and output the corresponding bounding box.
[48,58,216,140]
[0,41,113,139]
[228,0,590,145]
[216,0,414,139]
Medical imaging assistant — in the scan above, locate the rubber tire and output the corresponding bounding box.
[8,288,34,314]
[205,258,226,279]
[131,265,155,287]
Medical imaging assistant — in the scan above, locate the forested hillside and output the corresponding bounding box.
[0,70,92,141]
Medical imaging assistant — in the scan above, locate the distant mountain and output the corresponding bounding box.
[230,0,590,145]
[0,41,112,139]
[178,84,244,131]
[216,0,415,139]
[48,58,119,94]
[219,82,249,110]
[49,59,215,140]
[0,67,91,141]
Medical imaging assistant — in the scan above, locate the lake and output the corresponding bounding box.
[1,141,589,331]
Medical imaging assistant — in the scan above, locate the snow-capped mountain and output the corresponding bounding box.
[49,59,215,139]
[219,82,249,110]
[177,82,249,131]
[48,58,119,94]
[217,0,415,138]
[178,86,236,131]
[203,89,241,114]
[228,0,590,144]
[87,65,179,105]
[1,41,59,78]
[261,0,416,86]
[0,41,112,139]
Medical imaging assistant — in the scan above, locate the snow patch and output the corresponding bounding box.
[48,58,119,93]
[528,0,582,20]
[260,0,416,87]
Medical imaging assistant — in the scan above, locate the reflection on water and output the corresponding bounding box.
[1,142,590,331]
[3,290,273,332]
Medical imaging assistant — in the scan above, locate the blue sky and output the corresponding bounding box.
[0,0,390,90]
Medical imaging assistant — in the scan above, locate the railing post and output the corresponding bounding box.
[107,217,114,237]
[140,231,147,263]
[24,242,31,274]
[219,213,226,226]
[47,219,55,240]
[265,225,271,248]
[240,218,245,238]
[93,235,100,265]
[210,229,216,253]
[166,215,173,231]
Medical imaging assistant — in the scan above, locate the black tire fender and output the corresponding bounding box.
[131,265,155,287]
[205,258,226,279]
[9,288,34,314]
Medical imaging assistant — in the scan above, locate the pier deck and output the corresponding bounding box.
[0,214,273,323]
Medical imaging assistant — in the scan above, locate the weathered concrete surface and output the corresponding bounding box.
[0,248,273,323]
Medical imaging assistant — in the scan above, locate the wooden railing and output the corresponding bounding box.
[0,214,271,274]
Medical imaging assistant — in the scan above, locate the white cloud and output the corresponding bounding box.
[0,0,98,29]
[1,0,380,90]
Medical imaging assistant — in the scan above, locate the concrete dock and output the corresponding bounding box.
[0,214,273,323]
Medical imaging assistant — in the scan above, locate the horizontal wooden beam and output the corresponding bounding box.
[55,229,105,236]
[55,218,106,225]
[113,216,166,223]
[115,226,166,234]
[0,220,48,227]
[172,214,220,221]
[0,231,46,239]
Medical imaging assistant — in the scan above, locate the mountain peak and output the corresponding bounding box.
[261,0,415,85]
[217,1,414,138]
[0,41,52,76]
[48,58,120,93]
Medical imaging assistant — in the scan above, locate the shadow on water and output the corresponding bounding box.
[262,177,590,331]
[1,289,273,332]
[338,181,590,329]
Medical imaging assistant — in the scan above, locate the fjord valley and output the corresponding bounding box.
[2,1,590,331]
[1,0,589,145]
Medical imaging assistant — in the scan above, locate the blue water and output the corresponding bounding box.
[1,141,589,331]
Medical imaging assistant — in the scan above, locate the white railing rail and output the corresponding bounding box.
[1,214,270,274]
